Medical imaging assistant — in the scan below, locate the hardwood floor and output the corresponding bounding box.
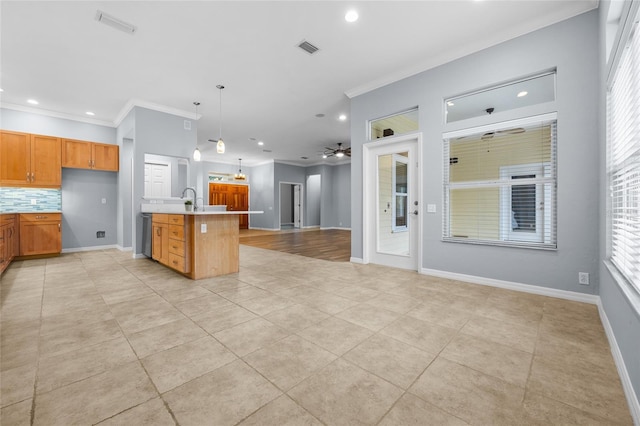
[239,228,351,262]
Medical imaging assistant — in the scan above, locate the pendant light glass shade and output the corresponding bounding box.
[216,84,226,154]
[192,101,201,162]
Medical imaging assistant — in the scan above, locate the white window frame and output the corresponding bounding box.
[499,163,552,244]
[606,3,640,301]
[443,113,557,249]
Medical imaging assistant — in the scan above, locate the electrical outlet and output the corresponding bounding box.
[101,198,107,204]
[578,272,590,285]
[96,231,106,238]
[31,199,37,205]
[201,223,207,233]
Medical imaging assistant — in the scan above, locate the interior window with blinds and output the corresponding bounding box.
[443,118,557,249]
[607,18,640,293]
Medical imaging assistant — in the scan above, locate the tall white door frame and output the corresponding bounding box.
[279,181,304,229]
[363,133,423,271]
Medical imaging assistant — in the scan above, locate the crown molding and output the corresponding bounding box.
[0,102,115,127]
[113,98,200,127]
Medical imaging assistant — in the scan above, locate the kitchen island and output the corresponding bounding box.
[146,209,262,280]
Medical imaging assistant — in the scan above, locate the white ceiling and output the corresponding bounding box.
[0,1,598,166]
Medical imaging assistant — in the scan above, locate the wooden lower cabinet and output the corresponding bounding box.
[1,215,18,273]
[152,214,190,274]
[151,213,239,279]
[19,213,61,256]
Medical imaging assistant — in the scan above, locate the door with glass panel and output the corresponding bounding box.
[365,139,419,270]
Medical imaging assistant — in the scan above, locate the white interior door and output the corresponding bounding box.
[145,163,171,198]
[365,137,420,270]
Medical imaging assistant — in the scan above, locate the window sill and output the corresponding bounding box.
[603,260,640,321]
[443,237,557,251]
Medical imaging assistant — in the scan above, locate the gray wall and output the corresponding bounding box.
[597,0,640,407]
[274,162,306,229]
[351,11,600,295]
[61,169,117,248]
[330,163,351,228]
[1,108,118,251]
[129,107,198,255]
[306,174,321,227]
[249,162,275,229]
[116,109,135,250]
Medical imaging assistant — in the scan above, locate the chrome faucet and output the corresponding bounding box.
[181,187,198,211]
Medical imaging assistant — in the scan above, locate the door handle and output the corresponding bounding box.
[412,210,419,215]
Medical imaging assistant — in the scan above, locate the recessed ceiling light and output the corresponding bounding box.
[339,114,347,121]
[517,91,528,97]
[27,99,39,105]
[86,111,95,116]
[447,101,455,107]
[345,10,359,22]
[322,154,328,159]
[0,88,4,92]
[258,141,264,146]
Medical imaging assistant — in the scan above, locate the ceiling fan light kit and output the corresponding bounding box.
[323,142,351,159]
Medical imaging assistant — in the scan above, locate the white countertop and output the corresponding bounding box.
[141,204,262,215]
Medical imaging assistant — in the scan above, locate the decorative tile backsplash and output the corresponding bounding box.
[0,187,62,212]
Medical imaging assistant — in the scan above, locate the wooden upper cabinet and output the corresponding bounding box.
[62,139,119,172]
[93,143,119,171]
[61,139,93,169]
[0,131,61,187]
[1,131,31,185]
[31,135,62,186]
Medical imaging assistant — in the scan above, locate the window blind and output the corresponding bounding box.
[443,119,557,249]
[608,20,640,292]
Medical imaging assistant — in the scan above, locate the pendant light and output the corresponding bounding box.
[192,101,202,162]
[216,84,225,154]
[234,158,246,181]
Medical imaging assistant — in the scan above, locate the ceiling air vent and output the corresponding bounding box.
[297,40,319,55]
[95,10,137,34]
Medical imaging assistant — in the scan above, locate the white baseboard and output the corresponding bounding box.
[350,257,365,264]
[248,227,279,231]
[597,300,640,426]
[419,267,600,305]
[62,244,119,253]
[303,225,321,229]
[320,226,351,231]
[132,253,147,259]
[116,245,132,252]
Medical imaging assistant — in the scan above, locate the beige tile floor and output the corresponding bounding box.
[0,246,633,425]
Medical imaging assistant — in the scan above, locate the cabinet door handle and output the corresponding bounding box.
[58,223,61,232]
[26,172,30,182]
[156,228,161,236]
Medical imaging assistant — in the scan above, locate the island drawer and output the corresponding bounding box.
[168,253,186,272]
[168,215,184,225]
[168,238,185,255]
[169,224,185,240]
[152,214,169,224]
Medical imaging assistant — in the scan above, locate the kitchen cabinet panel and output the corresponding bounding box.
[62,139,119,171]
[19,213,61,256]
[1,131,61,187]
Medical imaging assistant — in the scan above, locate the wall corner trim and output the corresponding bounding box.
[598,300,640,425]
[350,257,365,264]
[419,268,599,304]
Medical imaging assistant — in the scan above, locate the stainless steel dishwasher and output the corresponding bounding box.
[141,213,152,258]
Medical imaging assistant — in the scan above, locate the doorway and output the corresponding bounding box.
[363,135,421,270]
[280,182,303,229]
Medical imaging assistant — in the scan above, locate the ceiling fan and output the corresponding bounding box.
[456,127,526,141]
[323,143,351,158]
